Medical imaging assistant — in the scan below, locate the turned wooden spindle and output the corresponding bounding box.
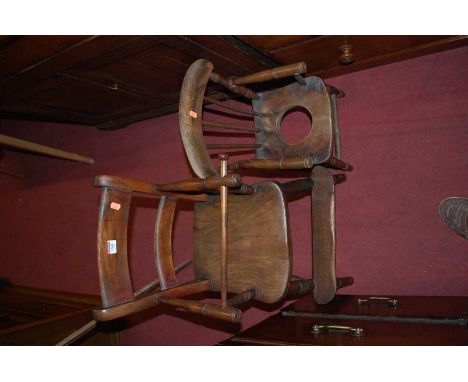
[336,276,354,289]
[219,153,229,308]
[202,120,260,133]
[333,174,347,185]
[230,183,255,195]
[203,96,258,117]
[210,72,259,100]
[229,156,314,170]
[287,279,315,297]
[158,297,242,323]
[325,157,353,171]
[280,178,314,198]
[156,174,241,193]
[232,62,308,85]
[227,289,257,307]
[206,143,262,149]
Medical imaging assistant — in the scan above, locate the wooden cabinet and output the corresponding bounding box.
[221,295,468,345]
[0,284,120,345]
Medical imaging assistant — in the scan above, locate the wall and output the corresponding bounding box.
[0,46,467,345]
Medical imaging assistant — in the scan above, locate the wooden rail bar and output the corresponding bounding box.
[94,175,209,202]
[230,156,314,170]
[229,184,255,195]
[336,276,354,289]
[287,279,315,297]
[210,72,259,100]
[93,280,210,321]
[157,173,242,193]
[206,143,261,149]
[158,297,242,323]
[219,154,229,308]
[280,178,314,197]
[227,289,257,307]
[0,133,94,164]
[325,157,353,171]
[232,62,307,85]
[133,259,192,298]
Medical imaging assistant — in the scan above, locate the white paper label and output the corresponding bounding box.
[107,240,117,255]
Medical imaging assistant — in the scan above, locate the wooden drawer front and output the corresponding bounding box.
[227,314,468,346]
[284,295,468,323]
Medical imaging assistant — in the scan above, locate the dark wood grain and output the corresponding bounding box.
[194,182,292,304]
[156,173,242,193]
[0,285,119,345]
[179,59,218,178]
[237,35,468,79]
[93,280,210,321]
[253,76,333,164]
[154,197,179,290]
[93,175,209,202]
[311,166,336,304]
[96,188,134,308]
[224,314,468,346]
[1,35,465,128]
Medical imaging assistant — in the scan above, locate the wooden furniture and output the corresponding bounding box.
[93,167,350,323]
[179,59,352,177]
[179,59,352,305]
[92,59,355,327]
[1,36,465,130]
[220,294,468,345]
[0,284,120,345]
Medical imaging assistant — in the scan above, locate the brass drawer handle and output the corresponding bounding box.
[311,324,364,337]
[357,296,399,307]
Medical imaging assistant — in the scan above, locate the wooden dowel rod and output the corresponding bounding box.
[202,120,260,133]
[158,298,242,323]
[133,259,192,298]
[0,166,24,179]
[219,154,229,309]
[325,157,353,171]
[280,178,314,197]
[330,94,342,159]
[294,74,307,85]
[337,277,354,289]
[204,96,257,117]
[232,62,307,86]
[333,174,346,185]
[229,156,314,170]
[207,143,261,149]
[287,279,315,297]
[0,133,94,164]
[210,72,259,100]
[229,184,255,195]
[55,320,97,346]
[227,289,256,307]
[157,174,241,193]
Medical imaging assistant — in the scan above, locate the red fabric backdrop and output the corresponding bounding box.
[1,46,467,345]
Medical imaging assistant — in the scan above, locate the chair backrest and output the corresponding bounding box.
[179,59,347,177]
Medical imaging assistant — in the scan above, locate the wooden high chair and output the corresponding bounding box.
[178,59,354,305]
